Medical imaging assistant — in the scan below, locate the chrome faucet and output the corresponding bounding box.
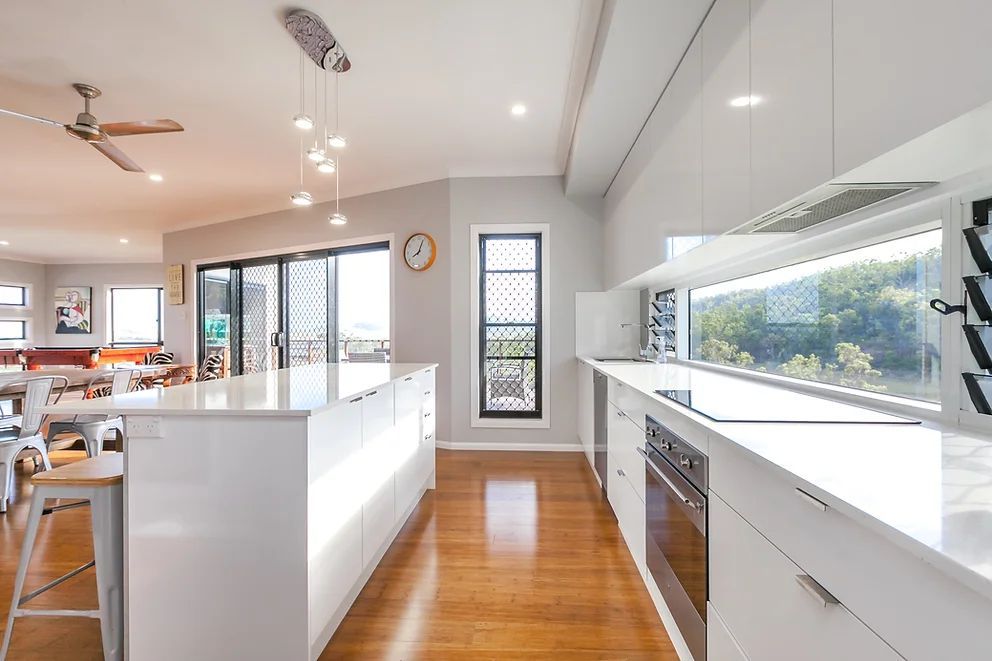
[619,322,651,360]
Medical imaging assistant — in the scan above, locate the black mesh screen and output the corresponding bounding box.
[480,235,541,417]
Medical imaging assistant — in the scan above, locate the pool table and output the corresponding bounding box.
[22,346,160,370]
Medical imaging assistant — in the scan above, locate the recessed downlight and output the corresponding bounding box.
[0,241,9,246]
[148,173,163,182]
[729,95,761,108]
[510,103,527,116]
[119,238,129,244]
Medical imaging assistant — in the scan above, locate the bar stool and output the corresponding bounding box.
[0,454,124,661]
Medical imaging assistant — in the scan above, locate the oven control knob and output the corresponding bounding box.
[679,454,692,469]
[659,440,673,451]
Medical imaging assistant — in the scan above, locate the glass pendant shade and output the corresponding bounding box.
[290,191,313,206]
[316,158,336,174]
[293,114,314,130]
[327,133,347,149]
[329,212,347,225]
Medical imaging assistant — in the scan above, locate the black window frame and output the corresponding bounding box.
[0,320,26,341]
[195,241,390,376]
[109,287,165,347]
[478,232,543,419]
[0,285,27,307]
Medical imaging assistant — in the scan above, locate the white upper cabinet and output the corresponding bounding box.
[749,0,833,218]
[833,0,992,176]
[702,0,751,236]
[604,32,702,287]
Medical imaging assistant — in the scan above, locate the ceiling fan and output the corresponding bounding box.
[0,83,183,172]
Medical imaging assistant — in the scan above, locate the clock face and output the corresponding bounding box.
[404,233,436,271]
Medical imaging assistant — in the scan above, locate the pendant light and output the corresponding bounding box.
[326,70,347,150]
[315,67,335,173]
[292,50,314,130]
[291,134,313,206]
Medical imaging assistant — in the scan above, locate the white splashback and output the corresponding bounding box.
[575,291,641,357]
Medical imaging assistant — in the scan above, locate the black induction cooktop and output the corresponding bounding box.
[654,388,919,424]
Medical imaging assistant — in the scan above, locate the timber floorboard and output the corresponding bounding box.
[0,449,676,660]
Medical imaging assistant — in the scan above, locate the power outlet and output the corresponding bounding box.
[126,416,163,438]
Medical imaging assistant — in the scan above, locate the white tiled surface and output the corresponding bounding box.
[581,357,992,601]
[40,363,437,417]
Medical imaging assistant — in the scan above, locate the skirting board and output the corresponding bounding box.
[435,440,583,452]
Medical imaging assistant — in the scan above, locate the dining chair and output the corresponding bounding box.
[0,375,67,513]
[45,369,139,458]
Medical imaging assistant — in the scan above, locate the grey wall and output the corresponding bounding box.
[43,263,164,346]
[448,177,604,447]
[0,258,46,347]
[160,175,602,448]
[162,179,452,443]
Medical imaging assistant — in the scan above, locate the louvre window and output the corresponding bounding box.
[479,234,542,418]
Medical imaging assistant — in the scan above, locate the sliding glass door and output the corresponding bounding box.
[197,242,389,376]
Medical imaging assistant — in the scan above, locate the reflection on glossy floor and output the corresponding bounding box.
[0,450,674,660]
[322,450,676,659]
[0,451,104,661]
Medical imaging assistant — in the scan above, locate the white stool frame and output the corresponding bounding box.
[0,481,123,661]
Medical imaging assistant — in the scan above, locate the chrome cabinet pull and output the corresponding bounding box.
[795,488,828,512]
[424,411,432,417]
[404,376,413,381]
[617,468,625,477]
[795,574,839,607]
[349,397,363,404]
[366,390,378,397]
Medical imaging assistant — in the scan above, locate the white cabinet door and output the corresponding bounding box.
[578,361,594,471]
[749,0,832,217]
[393,375,423,518]
[833,0,992,175]
[702,0,751,236]
[361,384,395,567]
[606,437,645,575]
[307,399,363,647]
[707,603,749,661]
[709,493,902,661]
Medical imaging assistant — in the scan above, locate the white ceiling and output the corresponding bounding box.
[0,0,596,263]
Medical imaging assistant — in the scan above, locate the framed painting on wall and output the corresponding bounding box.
[54,286,92,334]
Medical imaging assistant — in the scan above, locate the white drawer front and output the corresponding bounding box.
[607,450,645,575]
[707,603,749,661]
[710,437,992,660]
[710,493,902,661]
[607,402,646,502]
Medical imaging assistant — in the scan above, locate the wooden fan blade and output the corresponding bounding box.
[100,119,184,136]
[91,138,143,172]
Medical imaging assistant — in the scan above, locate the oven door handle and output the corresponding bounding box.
[637,446,701,512]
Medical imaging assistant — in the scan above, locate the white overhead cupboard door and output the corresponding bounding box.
[748,0,833,218]
[709,493,903,661]
[833,0,992,175]
[701,0,751,236]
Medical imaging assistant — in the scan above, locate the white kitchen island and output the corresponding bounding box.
[42,362,437,661]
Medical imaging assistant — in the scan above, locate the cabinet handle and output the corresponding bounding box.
[795,574,839,607]
[617,468,625,477]
[404,376,413,382]
[424,390,431,396]
[425,433,433,440]
[795,488,828,512]
[617,410,624,417]
[424,411,432,417]
[349,397,363,404]
[366,390,378,397]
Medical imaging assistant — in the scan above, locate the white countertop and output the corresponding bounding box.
[40,362,437,417]
[580,357,992,601]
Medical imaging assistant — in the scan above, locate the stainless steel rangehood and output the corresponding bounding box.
[732,182,936,235]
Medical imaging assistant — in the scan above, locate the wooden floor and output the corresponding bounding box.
[321,450,675,659]
[0,450,675,660]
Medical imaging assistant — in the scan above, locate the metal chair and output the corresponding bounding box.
[45,369,138,458]
[0,375,68,513]
[1,454,124,661]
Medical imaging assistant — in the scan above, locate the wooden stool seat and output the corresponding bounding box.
[31,453,122,487]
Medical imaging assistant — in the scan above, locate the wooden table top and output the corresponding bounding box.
[0,366,170,394]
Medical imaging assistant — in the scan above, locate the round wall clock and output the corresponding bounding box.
[404,233,437,271]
